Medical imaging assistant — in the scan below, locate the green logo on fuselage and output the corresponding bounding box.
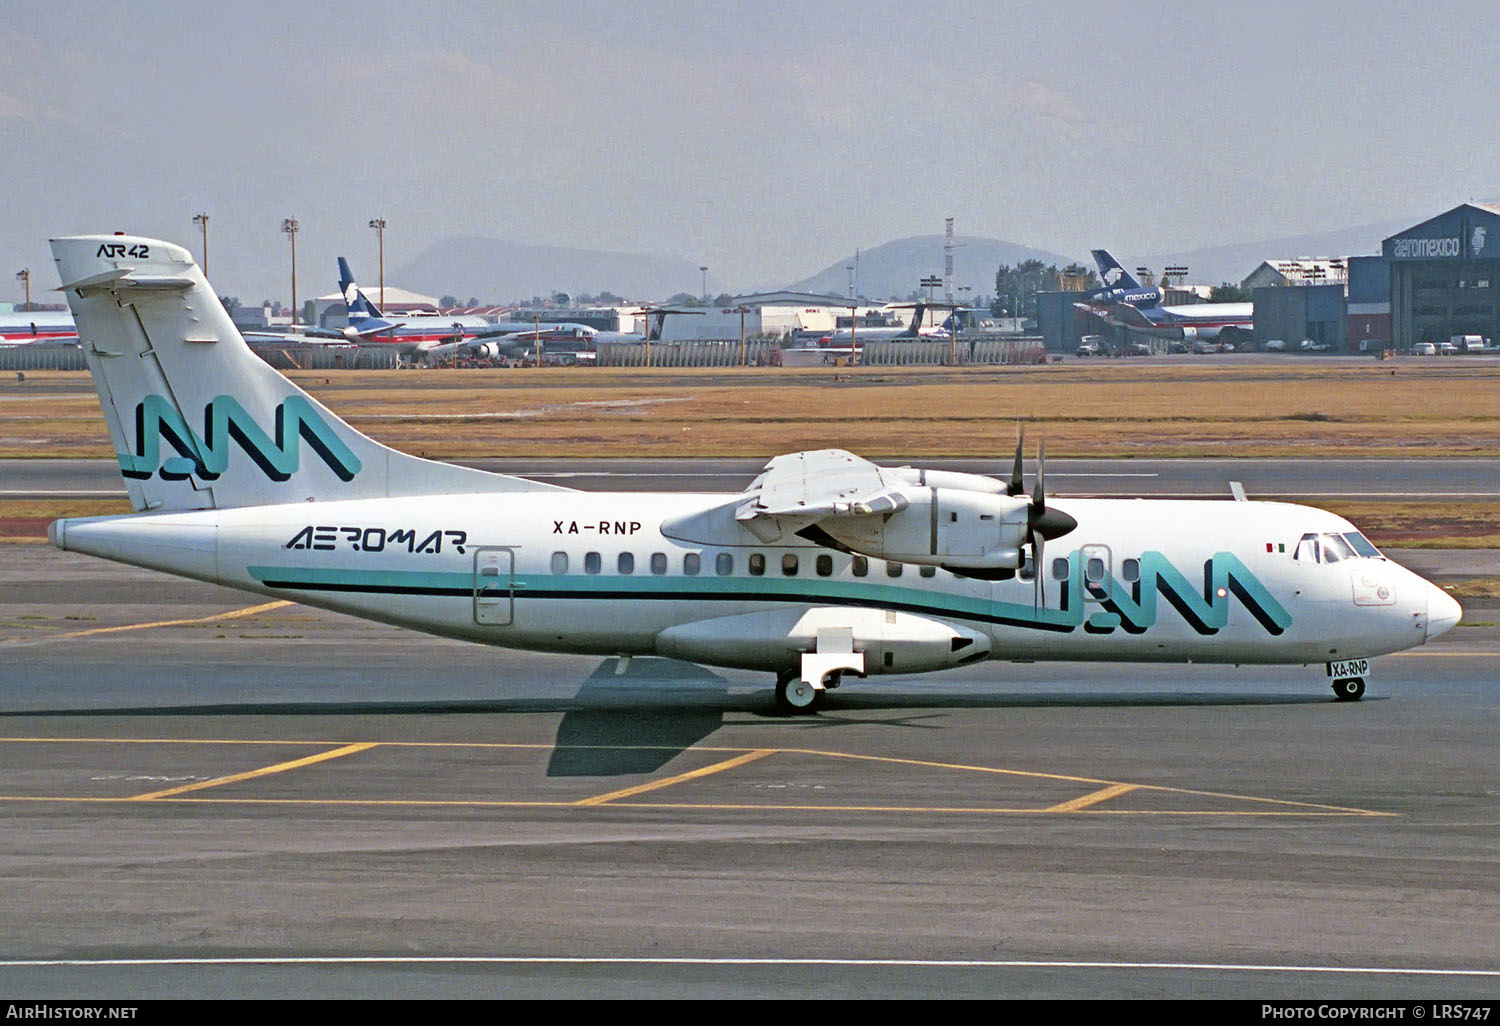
[1067,551,1291,636]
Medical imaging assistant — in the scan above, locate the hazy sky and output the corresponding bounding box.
[3,0,1497,302]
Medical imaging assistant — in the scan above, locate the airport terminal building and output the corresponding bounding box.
[1384,201,1500,349]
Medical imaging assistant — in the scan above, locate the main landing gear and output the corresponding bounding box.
[1331,677,1366,702]
[774,630,865,715]
[775,670,842,715]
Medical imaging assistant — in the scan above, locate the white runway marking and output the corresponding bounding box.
[2,956,1497,977]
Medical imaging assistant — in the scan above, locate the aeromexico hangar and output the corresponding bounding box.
[1385,201,1500,349]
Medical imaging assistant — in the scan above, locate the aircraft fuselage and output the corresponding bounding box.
[53,491,1451,674]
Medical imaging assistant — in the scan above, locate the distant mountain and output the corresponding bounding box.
[390,236,720,304]
[785,235,1082,300]
[1136,218,1417,285]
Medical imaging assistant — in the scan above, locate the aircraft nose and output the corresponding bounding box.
[1427,583,1463,641]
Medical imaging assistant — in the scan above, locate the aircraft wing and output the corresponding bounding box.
[344,317,401,339]
[1080,300,1158,330]
[734,449,909,523]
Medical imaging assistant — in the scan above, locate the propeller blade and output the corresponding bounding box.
[1031,438,1046,513]
[1032,527,1045,612]
[1008,423,1025,496]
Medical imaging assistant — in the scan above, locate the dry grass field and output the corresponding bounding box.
[2,359,1498,460]
[2,360,1495,550]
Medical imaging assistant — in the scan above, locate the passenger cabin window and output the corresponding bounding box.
[551,552,568,574]
[1052,557,1069,581]
[684,552,701,576]
[919,565,936,578]
[618,552,634,574]
[1085,557,1106,583]
[886,561,904,578]
[816,554,833,577]
[1121,558,1139,583]
[749,553,766,576]
[716,553,733,576]
[1019,552,1034,581]
[650,552,668,575]
[782,554,798,576]
[852,555,869,577]
[584,552,601,574]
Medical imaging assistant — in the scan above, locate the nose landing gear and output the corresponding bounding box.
[1331,677,1366,702]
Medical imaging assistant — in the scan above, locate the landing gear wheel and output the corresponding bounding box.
[1331,677,1366,702]
[775,672,822,714]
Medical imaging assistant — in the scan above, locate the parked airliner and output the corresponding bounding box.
[337,257,499,354]
[0,308,77,345]
[1080,250,1254,347]
[46,235,1459,711]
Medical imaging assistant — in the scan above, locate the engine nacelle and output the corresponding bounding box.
[886,467,1009,495]
[821,486,1030,569]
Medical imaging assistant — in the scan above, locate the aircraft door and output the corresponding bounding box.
[473,547,514,626]
[1080,544,1112,602]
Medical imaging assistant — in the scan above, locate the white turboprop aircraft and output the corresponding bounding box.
[47,235,1460,712]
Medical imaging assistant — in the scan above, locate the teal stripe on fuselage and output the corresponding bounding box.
[244,565,1079,631]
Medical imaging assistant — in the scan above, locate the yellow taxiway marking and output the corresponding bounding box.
[0,795,1382,816]
[0,736,1388,816]
[129,742,378,800]
[1046,783,1141,813]
[574,749,775,806]
[0,600,293,645]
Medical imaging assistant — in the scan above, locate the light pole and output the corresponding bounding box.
[368,218,386,309]
[955,285,974,365]
[15,268,29,312]
[699,266,707,302]
[281,218,299,326]
[192,213,209,276]
[731,306,750,366]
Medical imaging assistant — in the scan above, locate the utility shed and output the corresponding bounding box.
[1253,284,1347,351]
[1383,202,1500,350]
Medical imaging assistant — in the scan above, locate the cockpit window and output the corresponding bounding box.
[1342,532,1382,558]
[1320,533,1356,563]
[1293,533,1320,563]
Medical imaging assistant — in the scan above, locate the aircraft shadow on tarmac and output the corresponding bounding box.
[2,657,1345,775]
[546,658,729,776]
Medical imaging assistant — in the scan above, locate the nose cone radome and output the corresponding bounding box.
[1428,584,1463,641]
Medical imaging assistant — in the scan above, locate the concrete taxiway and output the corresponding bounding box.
[2,544,1498,998]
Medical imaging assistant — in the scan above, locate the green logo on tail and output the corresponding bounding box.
[120,395,361,483]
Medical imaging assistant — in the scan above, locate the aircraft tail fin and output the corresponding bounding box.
[900,302,927,338]
[1091,249,1143,291]
[338,257,383,319]
[51,235,568,513]
[337,256,399,337]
